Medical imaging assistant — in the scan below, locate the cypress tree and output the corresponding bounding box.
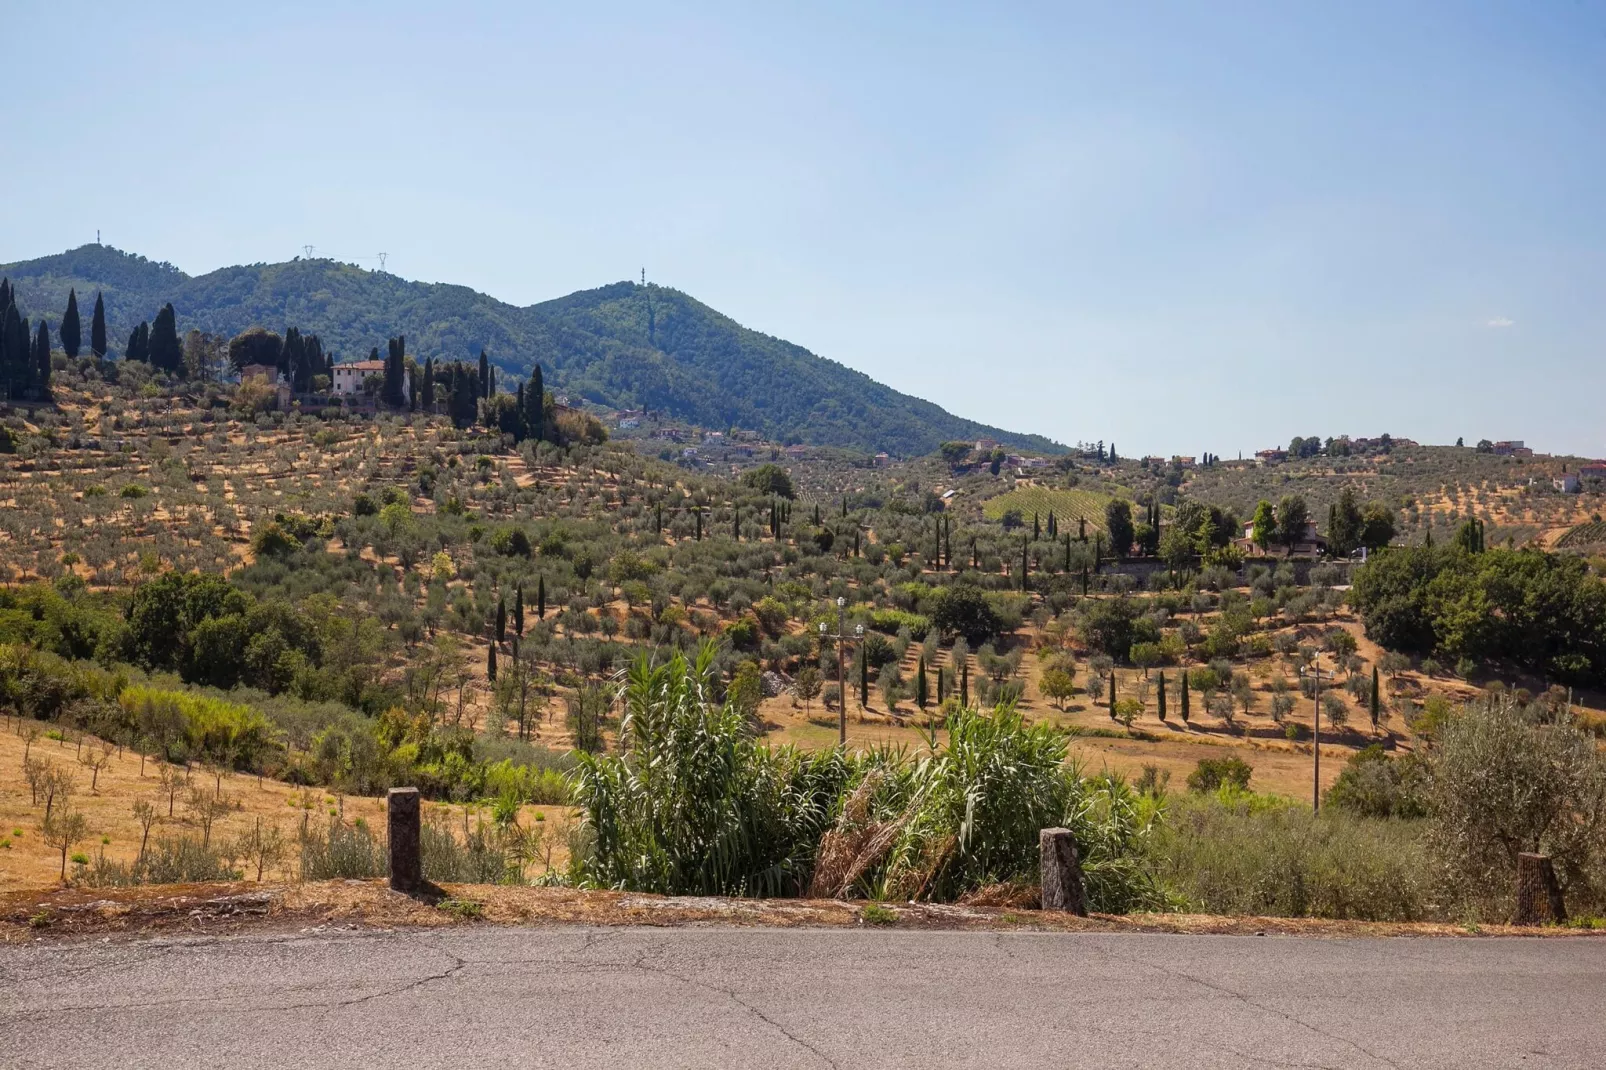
[526,364,545,442]
[90,292,106,358]
[33,319,51,398]
[695,509,703,541]
[1108,671,1116,719]
[937,666,946,704]
[513,585,524,636]
[859,647,869,708]
[916,656,929,710]
[1021,537,1029,592]
[1064,534,1071,572]
[1079,517,1086,542]
[423,358,436,411]
[487,643,497,682]
[60,290,80,359]
[1180,670,1191,724]
[537,575,546,619]
[126,321,149,363]
[496,595,507,644]
[479,350,490,399]
[960,661,969,707]
[0,302,22,399]
[1370,664,1381,729]
[1157,671,1167,722]
[148,303,182,372]
[1033,513,1040,540]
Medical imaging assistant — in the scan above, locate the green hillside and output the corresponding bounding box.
[0,244,1064,458]
[981,487,1114,530]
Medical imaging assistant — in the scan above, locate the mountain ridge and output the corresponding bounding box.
[0,244,1064,457]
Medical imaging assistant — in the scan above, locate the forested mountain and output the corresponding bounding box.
[0,244,1063,456]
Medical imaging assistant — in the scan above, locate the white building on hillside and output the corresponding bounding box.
[332,360,408,398]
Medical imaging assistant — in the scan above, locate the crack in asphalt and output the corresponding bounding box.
[1084,939,1401,1070]
[629,941,842,1070]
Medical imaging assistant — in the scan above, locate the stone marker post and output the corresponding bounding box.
[1514,853,1566,926]
[388,787,422,894]
[1039,827,1088,916]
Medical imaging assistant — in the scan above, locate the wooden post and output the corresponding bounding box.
[388,787,422,894]
[1514,853,1566,926]
[1039,827,1088,916]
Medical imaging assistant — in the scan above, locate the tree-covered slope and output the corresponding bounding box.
[0,244,1063,456]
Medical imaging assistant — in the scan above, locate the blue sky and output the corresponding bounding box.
[5,1,1604,457]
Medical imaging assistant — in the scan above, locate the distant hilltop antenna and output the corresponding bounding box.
[641,267,646,286]
[302,245,315,259]
[377,252,388,272]
[97,229,101,245]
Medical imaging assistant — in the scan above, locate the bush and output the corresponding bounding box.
[1153,794,1435,920]
[1325,746,1428,819]
[1186,756,1253,794]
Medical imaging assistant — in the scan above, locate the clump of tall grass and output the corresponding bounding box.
[569,644,853,896]
[571,644,1167,910]
[82,835,243,886]
[1151,789,1436,920]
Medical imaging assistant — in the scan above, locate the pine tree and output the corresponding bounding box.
[513,585,524,636]
[148,304,182,372]
[487,643,497,682]
[60,290,81,359]
[537,575,546,619]
[496,594,507,644]
[1157,671,1167,722]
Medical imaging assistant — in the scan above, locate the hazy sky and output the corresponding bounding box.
[6,2,1604,457]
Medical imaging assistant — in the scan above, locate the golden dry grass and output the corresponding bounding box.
[0,722,572,891]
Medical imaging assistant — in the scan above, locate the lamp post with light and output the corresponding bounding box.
[819,596,864,747]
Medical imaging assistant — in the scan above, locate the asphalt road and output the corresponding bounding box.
[2,926,1602,1069]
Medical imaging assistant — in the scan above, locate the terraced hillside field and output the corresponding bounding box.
[981,486,1114,530]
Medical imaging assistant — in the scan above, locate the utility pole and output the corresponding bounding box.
[1300,659,1337,813]
[818,597,863,747]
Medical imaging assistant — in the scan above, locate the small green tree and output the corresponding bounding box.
[1040,667,1075,710]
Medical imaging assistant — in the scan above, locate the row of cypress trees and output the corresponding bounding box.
[0,278,57,401]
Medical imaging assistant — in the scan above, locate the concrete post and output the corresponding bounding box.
[1039,827,1088,916]
[388,787,422,894]
[1514,853,1566,926]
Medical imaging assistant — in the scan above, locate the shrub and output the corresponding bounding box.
[1325,746,1428,819]
[1153,794,1435,920]
[1186,756,1253,794]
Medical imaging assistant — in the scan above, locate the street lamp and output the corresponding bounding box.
[1298,658,1338,813]
[819,596,863,747]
